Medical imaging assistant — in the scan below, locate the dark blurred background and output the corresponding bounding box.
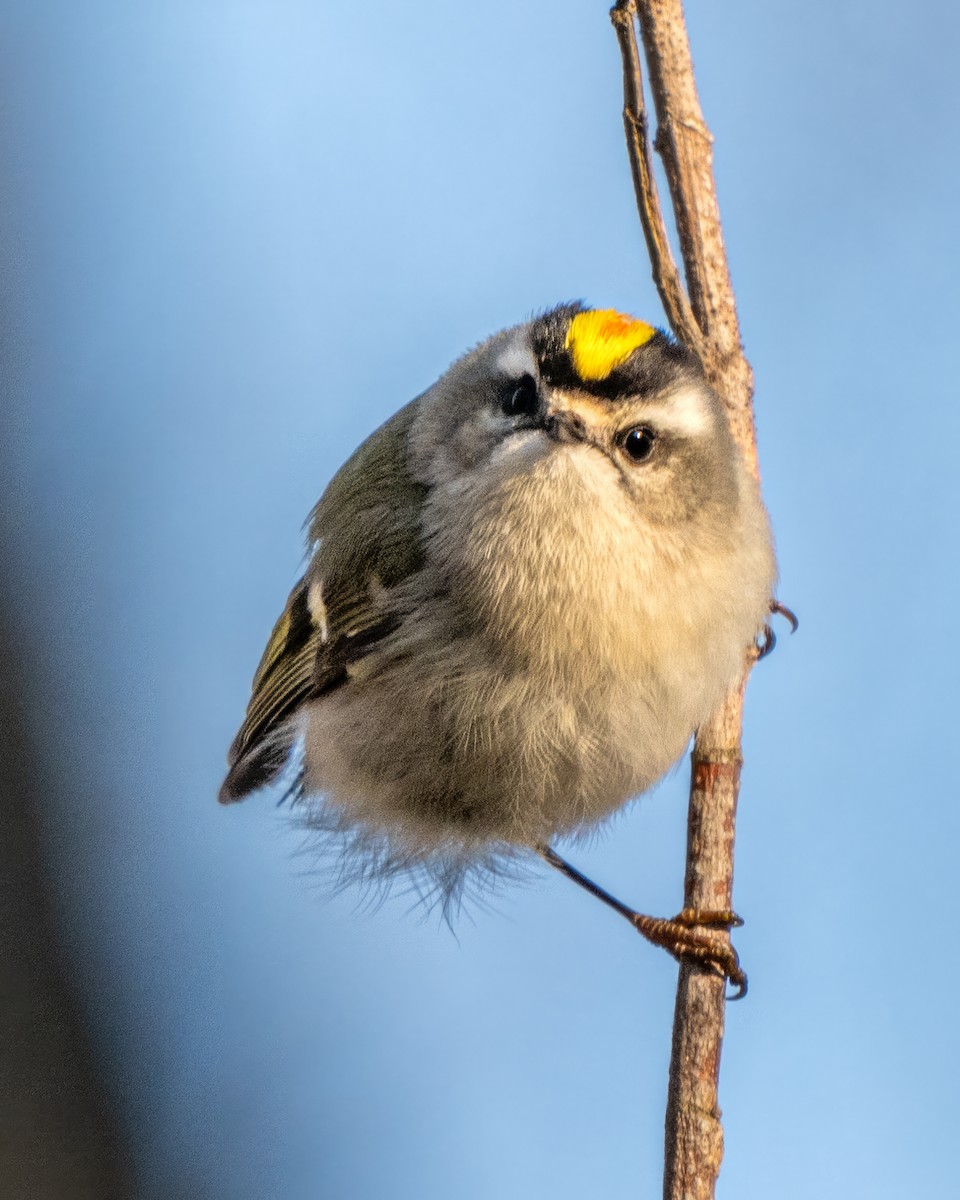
[0,602,132,1196]
[3,3,959,1198]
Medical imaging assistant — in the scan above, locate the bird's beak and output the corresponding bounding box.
[542,404,589,445]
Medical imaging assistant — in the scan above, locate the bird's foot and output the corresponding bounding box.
[630,908,748,1000]
[755,599,799,660]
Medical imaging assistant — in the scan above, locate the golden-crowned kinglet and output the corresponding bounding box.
[221,304,776,950]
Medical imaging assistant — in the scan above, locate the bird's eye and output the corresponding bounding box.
[502,375,540,419]
[620,426,657,463]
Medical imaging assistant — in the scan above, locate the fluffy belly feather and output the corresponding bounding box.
[300,441,770,882]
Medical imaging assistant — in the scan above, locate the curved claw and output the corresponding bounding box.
[756,623,776,660]
[703,942,748,1001]
[630,910,748,999]
[771,599,799,634]
[684,937,747,1000]
[699,937,747,1000]
[538,845,750,999]
[756,600,799,661]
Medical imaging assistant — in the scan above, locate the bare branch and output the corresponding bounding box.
[632,0,757,467]
[610,3,700,350]
[610,3,770,1198]
[663,699,745,1200]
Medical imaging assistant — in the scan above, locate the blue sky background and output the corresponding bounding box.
[3,2,959,1197]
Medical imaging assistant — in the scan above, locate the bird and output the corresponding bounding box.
[220,303,778,991]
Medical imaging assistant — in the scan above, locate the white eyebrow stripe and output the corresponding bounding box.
[493,343,538,380]
[640,387,712,438]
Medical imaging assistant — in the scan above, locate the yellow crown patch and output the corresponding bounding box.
[565,309,656,381]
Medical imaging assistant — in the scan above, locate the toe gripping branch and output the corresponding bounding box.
[756,599,799,661]
[538,844,748,1000]
[536,601,797,995]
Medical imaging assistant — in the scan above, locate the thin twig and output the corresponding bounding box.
[610,2,700,350]
[609,3,767,1199]
[632,0,757,467]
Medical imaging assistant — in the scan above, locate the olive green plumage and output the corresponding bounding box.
[221,400,428,802]
[220,303,776,901]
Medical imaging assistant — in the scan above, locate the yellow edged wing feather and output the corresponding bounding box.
[219,400,428,804]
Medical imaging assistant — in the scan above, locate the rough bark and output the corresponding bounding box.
[611,3,765,1197]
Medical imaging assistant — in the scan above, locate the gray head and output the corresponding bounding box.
[409,302,741,531]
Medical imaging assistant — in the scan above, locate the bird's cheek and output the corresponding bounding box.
[441,412,512,473]
[489,428,551,469]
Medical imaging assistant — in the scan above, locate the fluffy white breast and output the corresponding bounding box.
[302,426,773,865]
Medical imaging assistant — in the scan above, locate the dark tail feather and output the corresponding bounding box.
[218,735,292,805]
